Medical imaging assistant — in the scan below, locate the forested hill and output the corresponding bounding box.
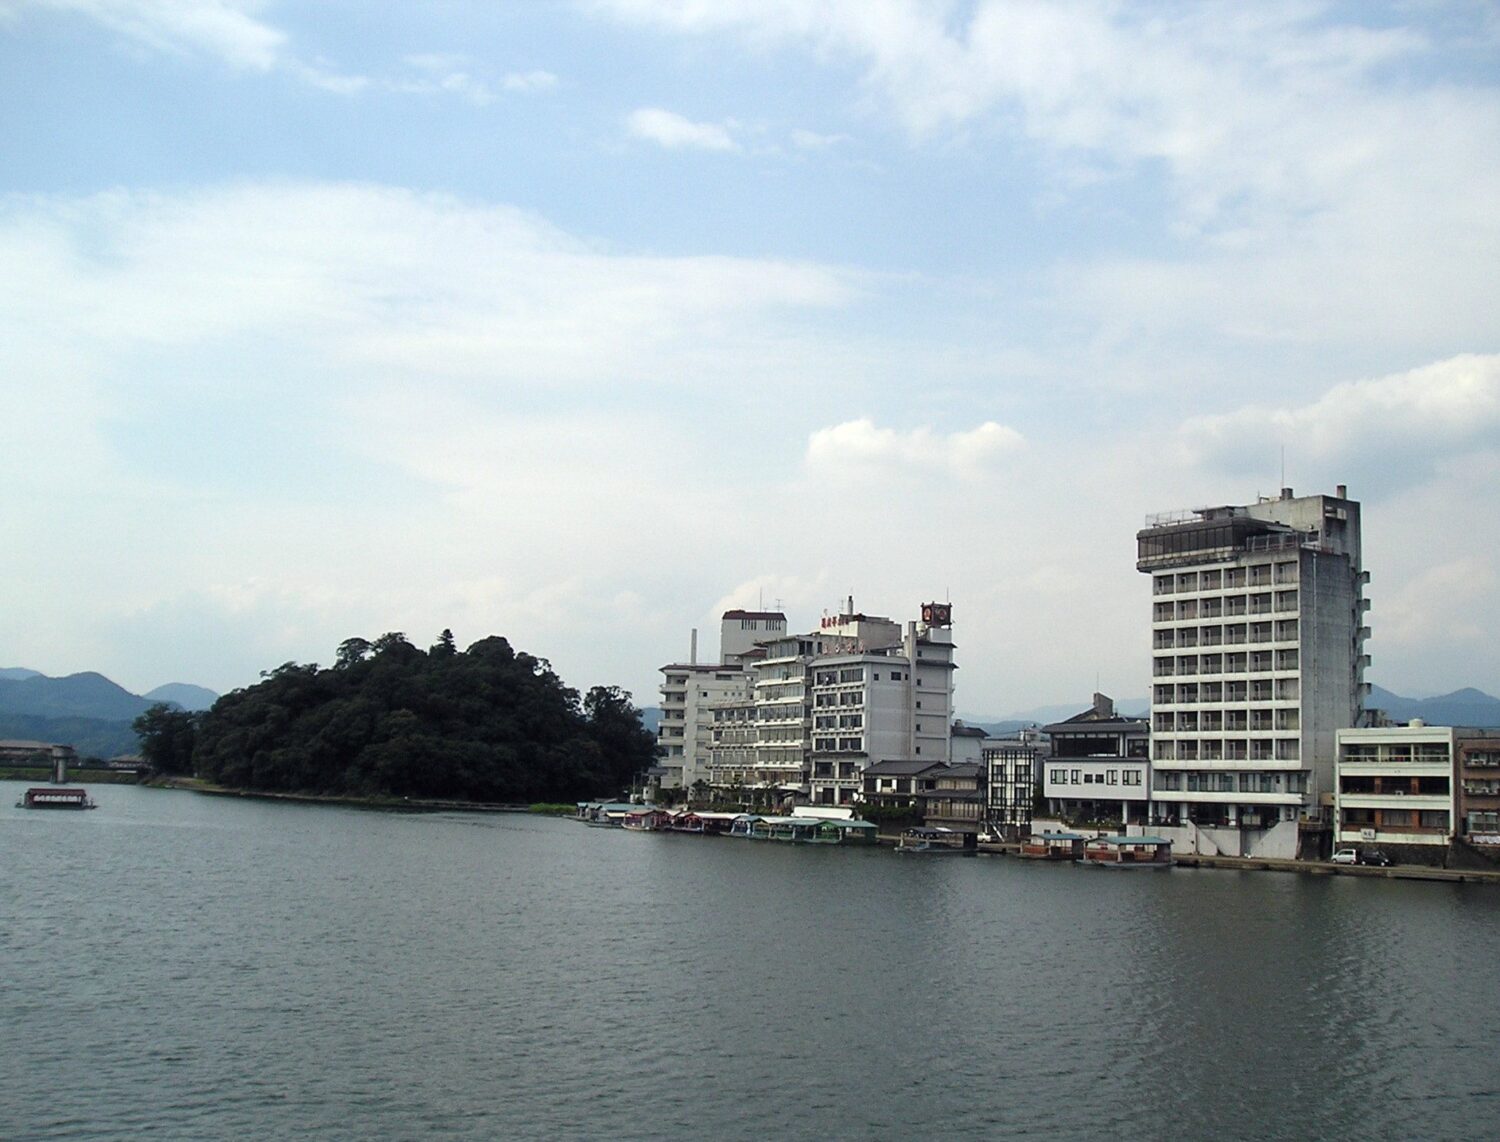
[140,632,657,803]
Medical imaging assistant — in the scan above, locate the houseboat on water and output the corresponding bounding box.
[723,812,879,845]
[1081,835,1173,868]
[17,787,96,810]
[622,808,671,832]
[1019,831,1087,861]
[575,801,645,827]
[895,826,977,854]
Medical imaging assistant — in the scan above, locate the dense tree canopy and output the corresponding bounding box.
[133,703,200,775]
[172,633,657,802]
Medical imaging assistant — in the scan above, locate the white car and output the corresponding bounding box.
[1331,848,1359,865]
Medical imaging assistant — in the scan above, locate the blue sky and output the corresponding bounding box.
[2,0,1498,714]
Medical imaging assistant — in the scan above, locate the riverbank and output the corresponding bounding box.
[0,767,143,785]
[148,776,541,814]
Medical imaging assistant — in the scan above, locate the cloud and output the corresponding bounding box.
[2,178,1495,708]
[805,417,1024,481]
[626,106,739,151]
[1176,354,1500,492]
[22,0,286,69]
[502,69,558,93]
[596,2,1500,336]
[0,180,873,698]
[790,128,851,149]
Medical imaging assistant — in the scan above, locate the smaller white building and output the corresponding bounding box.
[1334,723,1459,849]
[1041,695,1151,827]
[656,664,754,791]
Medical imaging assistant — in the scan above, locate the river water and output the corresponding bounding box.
[3,784,1497,1140]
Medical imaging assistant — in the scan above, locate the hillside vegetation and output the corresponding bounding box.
[135,631,657,803]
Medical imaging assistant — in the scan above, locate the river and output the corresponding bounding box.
[2,784,1497,1139]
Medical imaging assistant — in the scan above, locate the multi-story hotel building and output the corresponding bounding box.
[1138,486,1370,857]
[695,599,957,808]
[656,611,785,792]
[806,601,955,805]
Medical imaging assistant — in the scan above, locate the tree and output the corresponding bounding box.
[180,630,649,803]
[336,637,372,668]
[132,703,201,776]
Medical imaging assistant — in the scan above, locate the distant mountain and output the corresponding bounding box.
[145,683,219,712]
[0,670,221,759]
[0,714,140,759]
[962,699,1149,727]
[965,720,1033,738]
[1368,685,1500,728]
[0,672,159,721]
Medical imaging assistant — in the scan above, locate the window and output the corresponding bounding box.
[1071,769,1081,783]
[1051,768,1066,784]
[1107,770,1118,785]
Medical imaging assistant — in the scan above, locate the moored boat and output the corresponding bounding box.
[17,787,97,810]
[896,826,977,854]
[1019,831,1087,860]
[621,808,670,832]
[1080,835,1173,868]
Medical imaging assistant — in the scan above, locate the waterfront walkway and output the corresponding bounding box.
[1171,852,1500,884]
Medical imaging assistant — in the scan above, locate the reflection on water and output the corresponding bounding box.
[3,785,1497,1139]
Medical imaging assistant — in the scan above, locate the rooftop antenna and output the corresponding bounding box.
[1280,444,1286,490]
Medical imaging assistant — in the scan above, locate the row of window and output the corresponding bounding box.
[1340,808,1450,829]
[1155,771,1308,793]
[1152,591,1300,622]
[812,737,864,753]
[1156,710,1300,732]
[1154,739,1302,761]
[1154,563,1300,594]
[1154,621,1299,649]
[1049,768,1143,787]
[1339,744,1453,763]
[1153,649,1299,676]
[1153,679,1300,705]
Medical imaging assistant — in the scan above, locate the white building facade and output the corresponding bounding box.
[1041,695,1151,827]
[1335,724,1459,851]
[655,611,783,792]
[1138,486,1369,858]
[688,599,957,808]
[806,601,955,806]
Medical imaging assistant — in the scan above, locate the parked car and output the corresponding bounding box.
[1332,848,1359,864]
[1360,849,1393,867]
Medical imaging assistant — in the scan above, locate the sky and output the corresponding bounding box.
[1,0,1498,716]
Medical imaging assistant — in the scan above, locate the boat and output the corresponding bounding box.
[1019,831,1087,860]
[621,808,670,832]
[1080,835,1173,868]
[17,787,97,810]
[895,826,977,854]
[808,818,879,846]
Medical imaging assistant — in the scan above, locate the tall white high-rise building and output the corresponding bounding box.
[655,611,784,792]
[1137,486,1370,858]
